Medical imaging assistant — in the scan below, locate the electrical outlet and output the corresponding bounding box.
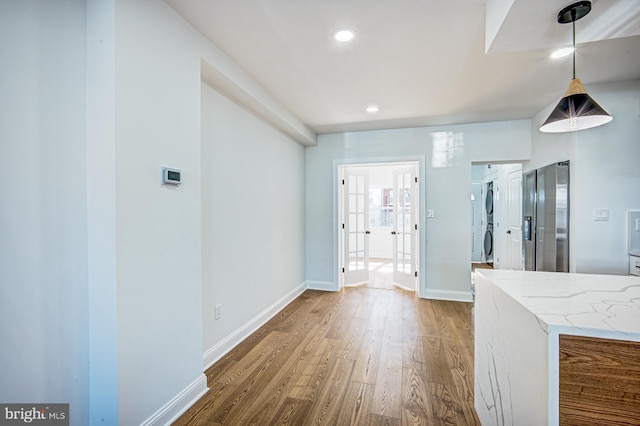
[215,304,221,320]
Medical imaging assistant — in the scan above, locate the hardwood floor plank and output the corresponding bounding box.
[317,290,349,328]
[439,317,475,402]
[402,292,420,340]
[222,292,321,362]
[351,329,383,384]
[422,336,450,385]
[352,287,380,321]
[288,337,342,401]
[203,357,236,387]
[226,325,324,424]
[449,301,475,342]
[365,413,402,425]
[173,288,480,425]
[370,348,403,419]
[402,364,433,425]
[402,334,425,370]
[218,331,286,383]
[304,357,355,424]
[366,289,391,331]
[370,293,404,419]
[429,383,478,425]
[211,319,325,424]
[335,381,372,426]
[415,298,441,337]
[209,346,296,424]
[273,294,324,334]
[331,320,368,361]
[172,382,237,426]
[266,397,312,426]
[402,293,426,369]
[432,306,479,425]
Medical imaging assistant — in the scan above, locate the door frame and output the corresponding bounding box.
[333,156,426,297]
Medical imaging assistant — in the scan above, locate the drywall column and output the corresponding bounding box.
[87,0,118,423]
[0,1,90,424]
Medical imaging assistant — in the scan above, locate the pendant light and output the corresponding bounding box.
[539,1,612,133]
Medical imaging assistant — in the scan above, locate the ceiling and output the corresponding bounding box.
[165,0,640,135]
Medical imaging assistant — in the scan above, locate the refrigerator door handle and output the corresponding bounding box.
[524,216,532,241]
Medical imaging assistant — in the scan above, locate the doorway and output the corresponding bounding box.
[471,163,523,272]
[338,161,420,291]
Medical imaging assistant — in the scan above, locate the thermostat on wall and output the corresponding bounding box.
[162,167,182,185]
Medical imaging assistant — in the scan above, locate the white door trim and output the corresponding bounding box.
[333,156,426,297]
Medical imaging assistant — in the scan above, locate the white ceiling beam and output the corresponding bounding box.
[200,58,317,147]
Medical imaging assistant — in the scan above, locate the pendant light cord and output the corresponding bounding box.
[572,8,576,79]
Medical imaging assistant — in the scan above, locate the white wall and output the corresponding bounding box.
[2,1,307,424]
[201,82,306,363]
[111,1,309,423]
[0,2,89,425]
[306,121,531,301]
[527,79,640,275]
[113,1,207,423]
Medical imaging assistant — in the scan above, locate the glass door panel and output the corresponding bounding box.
[393,167,417,289]
[344,169,369,284]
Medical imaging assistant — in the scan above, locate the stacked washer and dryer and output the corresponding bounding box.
[483,181,494,265]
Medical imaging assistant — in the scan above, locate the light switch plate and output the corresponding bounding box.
[426,210,435,218]
[593,208,609,221]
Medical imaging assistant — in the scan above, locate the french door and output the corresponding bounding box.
[392,167,417,289]
[343,169,369,285]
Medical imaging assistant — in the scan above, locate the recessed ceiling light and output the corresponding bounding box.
[366,105,380,114]
[550,46,574,59]
[333,28,356,42]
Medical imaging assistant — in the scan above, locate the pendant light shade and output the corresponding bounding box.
[539,1,612,133]
[539,78,612,133]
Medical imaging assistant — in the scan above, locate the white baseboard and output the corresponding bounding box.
[202,281,307,370]
[305,280,337,291]
[141,374,208,426]
[423,288,474,302]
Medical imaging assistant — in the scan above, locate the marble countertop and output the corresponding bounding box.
[476,270,640,341]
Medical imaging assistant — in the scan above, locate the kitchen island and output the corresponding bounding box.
[474,270,640,425]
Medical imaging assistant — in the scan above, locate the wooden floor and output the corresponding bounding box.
[174,287,479,425]
[470,263,493,272]
[365,258,395,290]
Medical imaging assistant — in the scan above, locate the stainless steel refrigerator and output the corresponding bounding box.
[523,161,569,272]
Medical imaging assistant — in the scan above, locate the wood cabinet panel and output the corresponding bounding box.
[559,334,640,425]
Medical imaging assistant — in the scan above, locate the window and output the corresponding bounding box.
[369,187,394,228]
